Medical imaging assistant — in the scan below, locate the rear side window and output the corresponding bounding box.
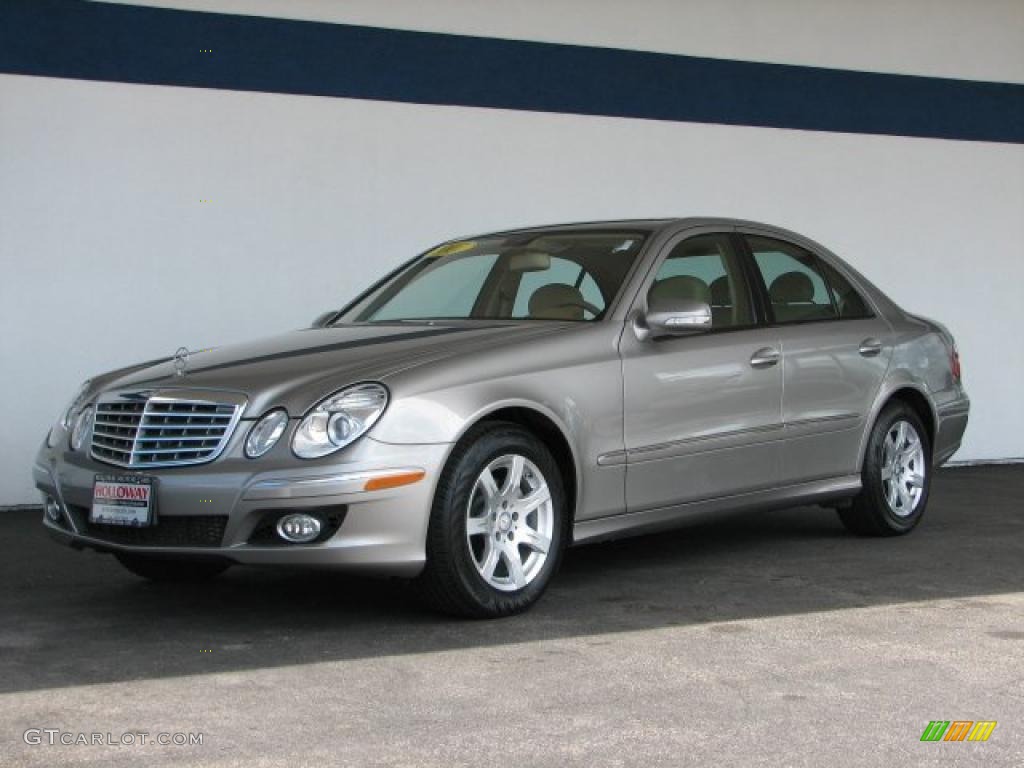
[746,236,872,322]
[816,259,872,319]
[746,236,836,324]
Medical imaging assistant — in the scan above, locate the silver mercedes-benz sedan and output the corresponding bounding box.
[35,218,969,617]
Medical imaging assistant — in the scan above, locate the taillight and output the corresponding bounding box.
[950,343,961,382]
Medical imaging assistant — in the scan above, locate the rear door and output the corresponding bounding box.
[740,231,893,484]
[620,230,784,513]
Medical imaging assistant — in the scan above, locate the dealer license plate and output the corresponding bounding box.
[91,475,154,527]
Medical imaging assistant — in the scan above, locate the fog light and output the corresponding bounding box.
[276,513,322,543]
[44,496,62,523]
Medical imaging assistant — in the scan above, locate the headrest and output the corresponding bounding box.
[649,275,710,312]
[769,272,815,303]
[709,276,731,306]
[528,283,584,320]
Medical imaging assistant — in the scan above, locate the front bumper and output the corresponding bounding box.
[33,437,451,577]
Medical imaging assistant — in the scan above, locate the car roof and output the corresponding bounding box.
[466,217,787,239]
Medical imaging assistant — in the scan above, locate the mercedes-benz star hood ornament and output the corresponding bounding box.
[173,347,190,377]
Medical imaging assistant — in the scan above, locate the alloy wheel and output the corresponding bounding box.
[465,454,554,591]
[880,420,926,517]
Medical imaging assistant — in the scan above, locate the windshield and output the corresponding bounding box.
[336,231,647,324]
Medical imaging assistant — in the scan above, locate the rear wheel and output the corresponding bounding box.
[416,422,567,618]
[838,402,931,536]
[115,553,230,582]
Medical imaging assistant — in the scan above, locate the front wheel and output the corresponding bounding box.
[416,422,568,618]
[115,553,231,582]
[838,402,932,536]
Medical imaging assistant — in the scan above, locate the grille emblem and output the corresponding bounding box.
[173,347,190,377]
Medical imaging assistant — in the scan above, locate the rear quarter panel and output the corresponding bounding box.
[860,313,968,466]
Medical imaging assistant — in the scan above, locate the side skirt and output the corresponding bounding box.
[572,474,861,545]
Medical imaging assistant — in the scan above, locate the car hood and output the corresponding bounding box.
[92,323,567,417]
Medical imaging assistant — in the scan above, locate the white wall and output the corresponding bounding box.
[1,1,1022,504]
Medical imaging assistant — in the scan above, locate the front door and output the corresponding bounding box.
[620,231,784,513]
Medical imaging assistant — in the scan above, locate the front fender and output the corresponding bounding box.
[370,330,627,521]
[372,390,585,511]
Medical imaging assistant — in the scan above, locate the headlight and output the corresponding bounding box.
[245,409,289,458]
[60,380,92,429]
[70,406,95,452]
[292,383,388,459]
[48,380,92,448]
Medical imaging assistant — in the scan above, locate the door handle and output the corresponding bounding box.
[859,338,883,357]
[750,347,780,369]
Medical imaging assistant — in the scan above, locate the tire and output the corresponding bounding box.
[416,421,568,618]
[115,553,231,582]
[838,402,932,536]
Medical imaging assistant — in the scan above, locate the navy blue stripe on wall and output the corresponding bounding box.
[1,0,1022,144]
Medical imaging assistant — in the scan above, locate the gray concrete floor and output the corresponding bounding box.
[1,465,1022,767]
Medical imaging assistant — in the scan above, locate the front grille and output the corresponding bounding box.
[67,506,229,547]
[91,395,243,468]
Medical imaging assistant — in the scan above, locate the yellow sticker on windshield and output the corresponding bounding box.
[426,240,477,258]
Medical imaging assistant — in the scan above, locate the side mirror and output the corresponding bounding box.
[634,300,712,341]
[311,310,337,328]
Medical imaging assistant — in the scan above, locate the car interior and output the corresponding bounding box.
[767,270,835,323]
[482,234,646,321]
[527,283,588,320]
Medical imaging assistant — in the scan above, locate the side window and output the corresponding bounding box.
[816,259,872,319]
[648,234,754,329]
[746,236,837,324]
[512,256,604,320]
[369,253,498,321]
